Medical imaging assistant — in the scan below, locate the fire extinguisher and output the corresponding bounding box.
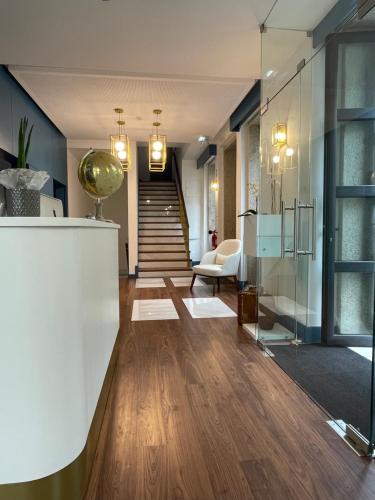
[209,229,218,250]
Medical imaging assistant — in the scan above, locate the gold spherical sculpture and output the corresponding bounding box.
[78,149,124,220]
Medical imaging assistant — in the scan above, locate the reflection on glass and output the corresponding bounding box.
[334,272,374,335]
[336,198,375,261]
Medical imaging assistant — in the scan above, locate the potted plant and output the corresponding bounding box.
[0,116,49,216]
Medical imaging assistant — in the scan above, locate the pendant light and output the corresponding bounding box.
[149,109,167,172]
[110,108,131,172]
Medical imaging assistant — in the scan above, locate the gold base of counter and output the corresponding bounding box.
[0,330,120,500]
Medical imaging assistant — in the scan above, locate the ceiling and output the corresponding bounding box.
[265,0,338,30]
[1,0,338,156]
[10,67,254,146]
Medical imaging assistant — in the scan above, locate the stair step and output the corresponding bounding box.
[138,269,193,278]
[139,252,187,260]
[139,217,180,223]
[139,200,179,206]
[139,229,183,236]
[139,261,190,269]
[139,181,175,185]
[139,243,186,251]
[139,189,177,194]
[139,236,185,244]
[139,195,179,200]
[139,223,182,229]
[139,210,180,216]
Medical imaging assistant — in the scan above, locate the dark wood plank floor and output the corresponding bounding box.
[86,278,375,500]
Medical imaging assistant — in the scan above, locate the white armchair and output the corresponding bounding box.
[190,239,242,295]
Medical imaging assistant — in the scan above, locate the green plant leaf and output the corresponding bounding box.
[17,116,33,168]
[25,124,33,168]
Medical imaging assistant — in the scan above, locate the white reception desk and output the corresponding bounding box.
[0,218,120,488]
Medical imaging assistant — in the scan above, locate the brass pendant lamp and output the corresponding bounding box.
[149,109,167,172]
[110,108,131,172]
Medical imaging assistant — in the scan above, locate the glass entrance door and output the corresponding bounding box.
[257,60,317,345]
[258,74,301,344]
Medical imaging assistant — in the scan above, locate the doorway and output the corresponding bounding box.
[223,142,237,240]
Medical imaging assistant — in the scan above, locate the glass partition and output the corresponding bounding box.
[255,1,375,454]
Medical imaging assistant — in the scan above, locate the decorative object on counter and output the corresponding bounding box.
[78,149,124,221]
[0,117,50,216]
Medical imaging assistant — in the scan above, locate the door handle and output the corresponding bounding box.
[281,199,297,258]
[296,199,317,259]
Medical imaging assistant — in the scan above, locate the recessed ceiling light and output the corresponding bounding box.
[198,135,208,143]
[265,70,274,78]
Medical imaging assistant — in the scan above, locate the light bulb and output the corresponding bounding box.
[115,140,125,152]
[152,140,163,151]
[117,150,127,160]
[152,150,162,160]
[275,132,286,142]
[272,155,280,164]
[286,147,294,157]
[210,180,219,191]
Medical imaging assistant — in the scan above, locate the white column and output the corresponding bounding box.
[236,127,247,282]
[127,142,138,275]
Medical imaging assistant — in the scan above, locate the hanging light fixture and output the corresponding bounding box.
[110,108,131,172]
[271,122,287,148]
[210,179,219,192]
[149,109,167,172]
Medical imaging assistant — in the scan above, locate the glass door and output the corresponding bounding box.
[207,160,217,250]
[258,71,306,344]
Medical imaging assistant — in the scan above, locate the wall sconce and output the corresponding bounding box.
[149,109,167,172]
[110,108,131,172]
[210,179,219,192]
[272,123,287,148]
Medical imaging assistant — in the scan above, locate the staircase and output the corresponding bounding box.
[138,180,193,278]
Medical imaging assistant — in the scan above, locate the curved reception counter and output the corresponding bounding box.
[0,218,120,500]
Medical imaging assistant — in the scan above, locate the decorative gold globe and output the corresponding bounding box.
[78,149,124,220]
[78,149,124,200]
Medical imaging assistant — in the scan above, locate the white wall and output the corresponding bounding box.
[102,177,129,274]
[181,159,203,262]
[67,149,92,218]
[67,147,129,274]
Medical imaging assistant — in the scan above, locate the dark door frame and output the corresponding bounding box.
[323,31,375,346]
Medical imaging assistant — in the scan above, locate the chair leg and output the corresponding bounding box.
[234,276,240,290]
[217,277,221,294]
[190,274,196,290]
[212,278,216,296]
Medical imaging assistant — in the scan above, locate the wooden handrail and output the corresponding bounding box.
[171,149,190,262]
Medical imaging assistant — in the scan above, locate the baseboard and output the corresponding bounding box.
[0,331,121,500]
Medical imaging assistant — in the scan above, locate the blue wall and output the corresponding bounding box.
[0,66,67,197]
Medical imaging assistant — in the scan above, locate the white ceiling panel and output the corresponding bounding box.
[11,68,253,143]
[0,0,260,80]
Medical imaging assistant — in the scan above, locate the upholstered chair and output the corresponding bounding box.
[190,239,242,295]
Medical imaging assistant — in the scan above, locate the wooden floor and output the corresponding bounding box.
[86,278,375,500]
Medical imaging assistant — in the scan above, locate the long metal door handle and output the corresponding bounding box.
[281,201,296,258]
[312,198,316,260]
[281,200,285,258]
[296,199,316,259]
[293,198,298,260]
